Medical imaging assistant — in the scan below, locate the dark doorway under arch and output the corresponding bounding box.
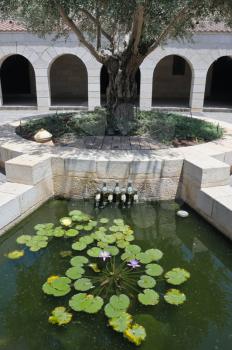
[1,54,37,106]
[152,55,192,108]
[100,66,141,106]
[50,54,88,107]
[204,56,232,108]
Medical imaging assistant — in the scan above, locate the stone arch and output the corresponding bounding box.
[152,54,192,108]
[204,56,232,108]
[0,54,37,106]
[100,65,141,106]
[49,54,88,106]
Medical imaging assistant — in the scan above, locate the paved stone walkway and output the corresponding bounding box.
[58,135,167,150]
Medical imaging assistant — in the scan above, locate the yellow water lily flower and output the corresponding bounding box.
[47,275,59,284]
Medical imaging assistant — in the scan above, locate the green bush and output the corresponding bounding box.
[16,109,223,145]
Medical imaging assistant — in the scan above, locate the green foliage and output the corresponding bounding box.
[138,289,159,306]
[164,289,186,305]
[165,268,190,285]
[12,208,191,346]
[6,250,24,259]
[48,307,72,326]
[17,111,223,145]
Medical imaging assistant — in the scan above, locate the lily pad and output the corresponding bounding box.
[42,277,71,297]
[70,256,89,266]
[165,268,190,285]
[164,289,186,305]
[145,264,163,277]
[109,294,130,310]
[136,252,153,264]
[59,250,72,258]
[60,217,72,227]
[69,210,82,216]
[124,324,146,346]
[74,278,94,291]
[137,275,156,289]
[104,304,125,318]
[114,219,124,225]
[48,306,72,326]
[69,293,103,313]
[65,229,79,237]
[87,247,102,257]
[7,250,24,259]
[100,218,109,224]
[71,242,87,251]
[145,248,163,261]
[16,235,32,244]
[101,234,116,244]
[138,289,159,306]
[104,245,119,256]
[79,235,94,245]
[109,312,132,333]
[65,266,85,279]
[116,240,129,249]
[53,227,65,237]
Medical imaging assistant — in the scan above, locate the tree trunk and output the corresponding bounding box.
[105,57,139,135]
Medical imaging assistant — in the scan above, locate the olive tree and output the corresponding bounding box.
[1,0,232,131]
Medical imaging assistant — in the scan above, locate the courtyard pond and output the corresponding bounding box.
[0,199,232,350]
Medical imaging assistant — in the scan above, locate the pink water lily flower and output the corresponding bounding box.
[99,251,111,261]
[127,259,140,269]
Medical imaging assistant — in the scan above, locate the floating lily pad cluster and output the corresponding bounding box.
[12,210,191,346]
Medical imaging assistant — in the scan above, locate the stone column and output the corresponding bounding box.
[139,67,153,110]
[190,70,207,113]
[34,68,50,111]
[88,69,101,111]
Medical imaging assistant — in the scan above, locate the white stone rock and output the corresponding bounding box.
[34,129,52,143]
[177,210,189,218]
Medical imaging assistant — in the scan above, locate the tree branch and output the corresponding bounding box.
[146,6,189,56]
[55,2,105,63]
[129,4,145,54]
[80,8,113,45]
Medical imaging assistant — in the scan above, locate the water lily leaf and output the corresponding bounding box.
[53,227,65,237]
[136,252,153,264]
[65,229,79,237]
[109,225,120,232]
[48,306,72,326]
[99,218,109,224]
[69,293,103,313]
[97,241,108,249]
[7,250,24,259]
[60,217,72,227]
[75,224,84,230]
[83,225,93,231]
[71,242,87,251]
[89,220,98,227]
[109,312,132,333]
[165,268,190,285]
[87,247,102,257]
[164,289,186,305]
[59,250,72,258]
[79,235,94,245]
[94,231,105,241]
[74,278,94,291]
[124,324,146,346]
[69,210,82,216]
[65,266,85,279]
[124,235,135,242]
[88,263,101,273]
[138,289,159,306]
[145,248,163,261]
[137,275,156,289]
[113,219,124,225]
[101,235,116,244]
[42,277,71,297]
[70,256,89,266]
[16,235,32,244]
[98,226,107,233]
[34,223,54,231]
[109,294,130,310]
[125,245,141,255]
[104,245,119,256]
[116,240,129,249]
[145,264,163,277]
[104,304,124,318]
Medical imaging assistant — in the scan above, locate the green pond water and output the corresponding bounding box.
[0,199,232,350]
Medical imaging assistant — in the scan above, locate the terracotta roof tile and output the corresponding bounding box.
[0,20,26,32]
